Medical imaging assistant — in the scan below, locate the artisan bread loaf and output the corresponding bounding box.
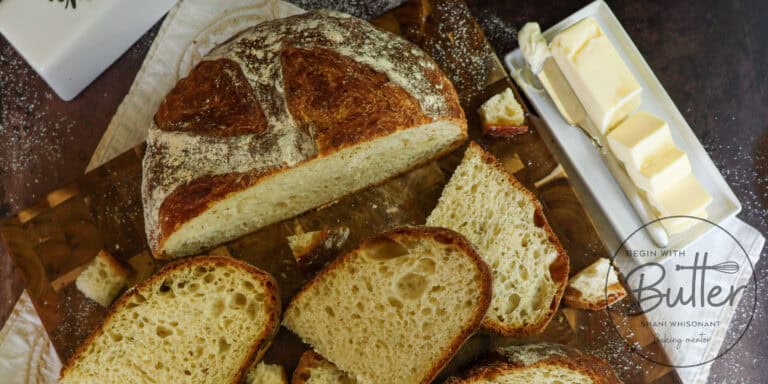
[427,142,569,336]
[564,258,627,310]
[283,227,491,384]
[75,250,130,307]
[246,362,288,384]
[292,350,357,384]
[445,343,623,384]
[143,11,466,258]
[60,256,280,384]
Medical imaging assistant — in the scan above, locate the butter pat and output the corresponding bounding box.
[608,112,691,194]
[647,175,712,234]
[550,18,642,133]
[627,147,691,194]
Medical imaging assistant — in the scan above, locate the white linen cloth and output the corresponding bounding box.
[0,0,763,382]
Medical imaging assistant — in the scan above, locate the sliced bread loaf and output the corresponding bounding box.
[445,343,623,384]
[75,250,130,307]
[283,227,492,384]
[246,362,288,384]
[60,256,281,384]
[426,142,569,336]
[292,350,357,384]
[564,258,627,310]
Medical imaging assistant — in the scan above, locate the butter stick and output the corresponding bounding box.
[550,18,642,134]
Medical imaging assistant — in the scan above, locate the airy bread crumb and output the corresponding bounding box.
[283,227,491,384]
[61,256,281,384]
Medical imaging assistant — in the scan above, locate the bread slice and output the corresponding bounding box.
[477,88,528,137]
[283,227,492,384]
[287,227,350,272]
[75,250,130,307]
[60,256,281,384]
[292,350,357,384]
[426,142,569,336]
[246,362,288,384]
[445,343,623,384]
[564,258,627,310]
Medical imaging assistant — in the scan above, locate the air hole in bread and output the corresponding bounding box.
[156,326,173,338]
[387,297,403,308]
[218,337,230,353]
[211,299,225,317]
[230,293,247,308]
[396,273,428,300]
[363,240,409,261]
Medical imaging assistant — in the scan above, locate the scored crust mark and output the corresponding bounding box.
[282,47,432,153]
[155,59,268,136]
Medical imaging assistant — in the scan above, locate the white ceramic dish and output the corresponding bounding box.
[505,0,741,257]
[0,0,177,100]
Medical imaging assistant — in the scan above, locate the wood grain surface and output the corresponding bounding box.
[1,0,766,383]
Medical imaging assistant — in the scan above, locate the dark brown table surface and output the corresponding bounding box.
[1,1,766,382]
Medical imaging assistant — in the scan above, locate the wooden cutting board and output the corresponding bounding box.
[0,1,681,382]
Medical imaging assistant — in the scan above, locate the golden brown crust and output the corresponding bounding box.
[286,226,492,384]
[481,124,529,137]
[445,343,623,384]
[563,282,627,311]
[155,59,268,136]
[60,256,281,384]
[282,47,432,153]
[467,142,570,337]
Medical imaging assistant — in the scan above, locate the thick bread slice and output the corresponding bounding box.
[292,350,357,384]
[60,256,281,384]
[445,343,623,384]
[427,142,569,336]
[75,250,130,307]
[283,227,492,384]
[246,362,288,384]
[564,258,627,310]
